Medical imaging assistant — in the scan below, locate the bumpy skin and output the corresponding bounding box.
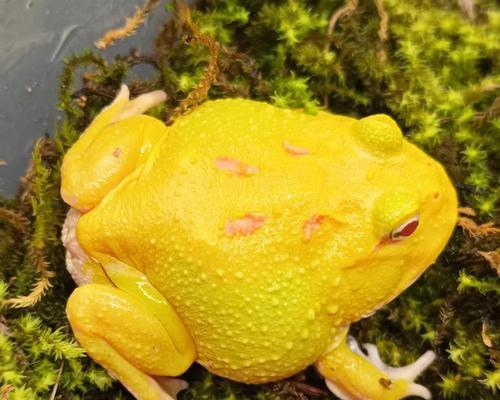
[61,87,457,400]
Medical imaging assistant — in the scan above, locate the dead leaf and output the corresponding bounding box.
[0,385,14,400]
[482,321,493,348]
[478,250,500,275]
[458,206,477,217]
[95,0,160,49]
[457,217,500,238]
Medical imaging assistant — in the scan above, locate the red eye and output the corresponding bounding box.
[390,215,419,241]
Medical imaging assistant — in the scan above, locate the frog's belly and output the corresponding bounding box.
[146,265,333,384]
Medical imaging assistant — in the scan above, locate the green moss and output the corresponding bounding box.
[1,0,499,399]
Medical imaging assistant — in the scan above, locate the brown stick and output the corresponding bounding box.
[326,0,359,37]
[95,0,161,49]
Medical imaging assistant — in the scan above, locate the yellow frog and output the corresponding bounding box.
[61,85,457,400]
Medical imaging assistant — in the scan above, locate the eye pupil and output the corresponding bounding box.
[399,219,419,237]
[390,216,419,240]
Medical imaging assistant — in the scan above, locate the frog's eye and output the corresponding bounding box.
[390,215,419,241]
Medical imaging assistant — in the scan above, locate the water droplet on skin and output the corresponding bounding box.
[307,308,316,321]
[235,271,244,279]
[327,304,339,314]
[332,276,341,287]
[216,268,224,276]
[285,341,294,350]
[301,329,309,339]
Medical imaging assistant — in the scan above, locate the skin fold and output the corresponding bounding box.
[61,86,457,400]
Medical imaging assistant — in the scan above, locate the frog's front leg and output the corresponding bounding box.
[66,260,196,400]
[316,333,435,400]
[61,85,167,212]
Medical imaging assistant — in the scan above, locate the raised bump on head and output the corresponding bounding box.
[353,114,403,155]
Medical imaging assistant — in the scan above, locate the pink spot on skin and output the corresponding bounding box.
[113,148,121,158]
[283,141,310,156]
[225,213,267,236]
[303,215,327,240]
[215,157,259,177]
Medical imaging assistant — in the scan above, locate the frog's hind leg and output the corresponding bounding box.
[60,85,168,212]
[67,284,196,400]
[316,334,435,400]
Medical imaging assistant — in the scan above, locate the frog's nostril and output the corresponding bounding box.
[433,192,441,200]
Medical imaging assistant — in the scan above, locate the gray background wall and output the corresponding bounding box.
[0,0,169,196]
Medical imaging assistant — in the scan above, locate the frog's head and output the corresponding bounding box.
[334,114,457,321]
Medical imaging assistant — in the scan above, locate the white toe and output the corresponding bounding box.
[406,382,432,399]
[387,350,436,381]
[362,343,386,370]
[112,90,167,122]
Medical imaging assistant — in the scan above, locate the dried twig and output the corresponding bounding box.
[475,96,500,127]
[0,207,29,235]
[477,250,500,275]
[170,3,220,120]
[49,362,65,400]
[458,206,477,217]
[374,0,389,42]
[95,0,161,49]
[457,217,500,238]
[481,321,493,348]
[1,247,54,309]
[0,385,14,400]
[458,0,476,21]
[326,0,359,37]
[373,0,389,61]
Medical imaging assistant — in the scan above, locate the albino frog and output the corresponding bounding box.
[61,86,457,400]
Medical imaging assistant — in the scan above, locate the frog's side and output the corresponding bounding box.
[61,86,457,400]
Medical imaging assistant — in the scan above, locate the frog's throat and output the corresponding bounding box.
[61,208,92,285]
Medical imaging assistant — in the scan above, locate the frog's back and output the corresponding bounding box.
[78,99,365,383]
